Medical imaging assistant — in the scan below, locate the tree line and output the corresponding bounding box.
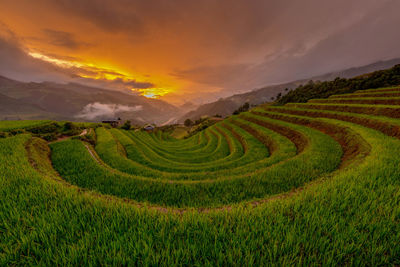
[276,64,400,105]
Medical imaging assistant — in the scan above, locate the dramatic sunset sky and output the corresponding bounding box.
[1,0,400,104]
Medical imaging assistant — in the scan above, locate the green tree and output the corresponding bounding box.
[233,102,250,115]
[184,119,193,127]
[64,122,77,131]
[121,120,131,130]
[276,64,400,105]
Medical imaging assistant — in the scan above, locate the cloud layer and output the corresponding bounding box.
[1,0,400,103]
[75,102,142,120]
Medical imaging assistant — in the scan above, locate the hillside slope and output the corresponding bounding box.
[0,76,180,124]
[2,84,400,264]
[0,92,60,120]
[277,63,400,105]
[180,58,400,122]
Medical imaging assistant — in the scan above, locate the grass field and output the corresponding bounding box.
[170,126,189,139]
[1,86,400,265]
[0,120,51,131]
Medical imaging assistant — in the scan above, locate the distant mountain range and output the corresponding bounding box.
[0,76,179,124]
[179,58,400,122]
[2,58,400,125]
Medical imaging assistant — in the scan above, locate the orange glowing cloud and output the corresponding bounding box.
[28,50,175,98]
[1,0,400,105]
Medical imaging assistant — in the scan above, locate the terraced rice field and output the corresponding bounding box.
[1,87,400,265]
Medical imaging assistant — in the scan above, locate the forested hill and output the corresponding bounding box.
[277,64,400,105]
[180,58,400,122]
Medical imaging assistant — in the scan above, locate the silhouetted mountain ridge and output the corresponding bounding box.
[179,58,400,122]
[0,76,179,124]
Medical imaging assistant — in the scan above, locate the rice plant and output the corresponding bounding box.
[1,86,400,265]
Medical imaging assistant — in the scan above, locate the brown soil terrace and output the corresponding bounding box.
[232,120,278,154]
[286,103,400,119]
[310,98,400,105]
[354,87,400,93]
[250,111,371,169]
[330,92,400,99]
[263,107,400,139]
[240,114,308,153]
[221,122,248,153]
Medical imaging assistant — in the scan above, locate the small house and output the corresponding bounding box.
[143,124,155,131]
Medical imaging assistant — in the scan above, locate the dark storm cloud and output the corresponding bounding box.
[48,0,144,34]
[0,23,66,82]
[109,78,154,89]
[42,29,81,49]
[0,25,156,92]
[241,0,400,89]
[1,0,400,103]
[172,64,251,87]
[43,0,286,46]
[167,0,400,96]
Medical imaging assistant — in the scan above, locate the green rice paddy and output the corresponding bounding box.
[1,87,400,265]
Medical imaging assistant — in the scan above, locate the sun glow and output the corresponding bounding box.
[136,88,173,99]
[28,52,84,68]
[27,51,176,99]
